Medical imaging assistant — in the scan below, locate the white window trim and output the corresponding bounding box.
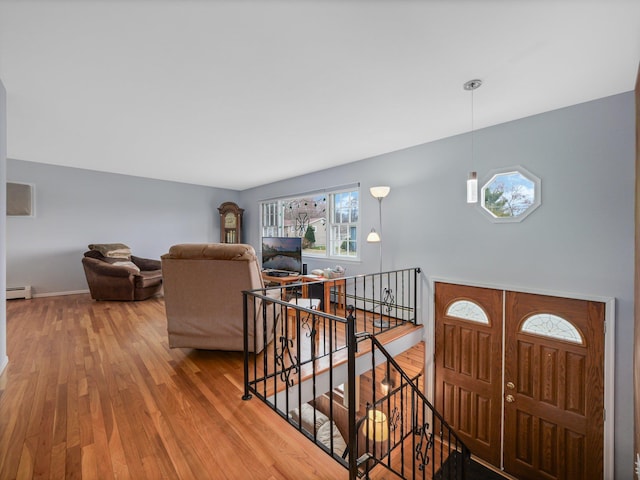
[259,185,361,262]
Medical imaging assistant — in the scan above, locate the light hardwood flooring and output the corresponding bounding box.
[0,294,352,480]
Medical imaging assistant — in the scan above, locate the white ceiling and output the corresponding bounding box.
[0,1,638,190]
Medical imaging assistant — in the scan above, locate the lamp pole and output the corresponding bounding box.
[376,195,383,273]
[368,186,390,328]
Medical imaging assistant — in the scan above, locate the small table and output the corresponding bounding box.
[261,272,345,313]
[261,271,302,287]
[300,275,346,312]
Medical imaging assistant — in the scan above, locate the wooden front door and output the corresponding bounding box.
[435,282,605,480]
[434,282,503,466]
[504,291,604,479]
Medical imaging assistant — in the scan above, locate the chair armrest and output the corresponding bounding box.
[131,255,161,271]
[82,258,135,278]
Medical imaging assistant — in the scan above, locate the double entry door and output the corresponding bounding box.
[434,282,605,480]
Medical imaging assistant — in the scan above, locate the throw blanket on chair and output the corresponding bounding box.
[88,243,132,259]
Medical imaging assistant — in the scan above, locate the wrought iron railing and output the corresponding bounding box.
[242,268,469,479]
[352,334,471,479]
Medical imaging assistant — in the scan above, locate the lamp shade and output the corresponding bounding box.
[370,186,390,199]
[367,229,381,243]
[381,375,395,395]
[362,409,388,442]
[467,171,478,203]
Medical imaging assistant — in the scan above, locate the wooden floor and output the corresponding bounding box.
[0,294,353,480]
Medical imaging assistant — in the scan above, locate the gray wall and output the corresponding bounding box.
[0,79,7,373]
[240,92,634,478]
[3,92,633,477]
[6,160,239,295]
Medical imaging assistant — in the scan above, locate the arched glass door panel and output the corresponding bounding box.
[520,313,584,344]
[446,300,489,325]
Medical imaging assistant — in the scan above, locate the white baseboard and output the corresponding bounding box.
[32,289,90,298]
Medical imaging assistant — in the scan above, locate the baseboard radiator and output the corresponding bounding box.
[7,285,32,300]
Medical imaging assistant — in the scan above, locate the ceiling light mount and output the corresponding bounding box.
[463,79,482,91]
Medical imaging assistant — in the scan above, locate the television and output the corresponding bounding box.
[261,237,303,274]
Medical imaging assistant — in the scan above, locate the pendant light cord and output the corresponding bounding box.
[471,86,475,171]
[463,78,482,173]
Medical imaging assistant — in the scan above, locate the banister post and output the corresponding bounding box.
[242,291,252,400]
[347,305,358,480]
[414,267,421,325]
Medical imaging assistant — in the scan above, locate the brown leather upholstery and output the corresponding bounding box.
[82,250,163,301]
[161,243,279,353]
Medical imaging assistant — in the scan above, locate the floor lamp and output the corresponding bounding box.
[367,186,390,327]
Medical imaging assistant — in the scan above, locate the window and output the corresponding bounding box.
[330,191,358,257]
[479,166,541,223]
[260,188,360,259]
[261,201,279,237]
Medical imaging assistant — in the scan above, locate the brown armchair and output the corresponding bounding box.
[82,249,163,301]
[161,243,280,353]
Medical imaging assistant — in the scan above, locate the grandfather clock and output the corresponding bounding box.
[218,202,244,243]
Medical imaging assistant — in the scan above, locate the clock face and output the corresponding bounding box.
[224,212,237,228]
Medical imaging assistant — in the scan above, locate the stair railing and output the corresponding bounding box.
[350,331,471,480]
[242,267,469,479]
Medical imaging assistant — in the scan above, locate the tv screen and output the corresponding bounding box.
[261,237,303,273]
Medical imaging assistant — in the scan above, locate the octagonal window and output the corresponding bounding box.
[480,166,541,222]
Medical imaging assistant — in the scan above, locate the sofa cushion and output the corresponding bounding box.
[289,403,329,433]
[131,255,161,271]
[112,260,141,274]
[163,243,257,262]
[134,270,163,288]
[316,420,348,457]
[288,403,348,459]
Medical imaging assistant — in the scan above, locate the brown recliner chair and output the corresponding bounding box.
[161,243,280,353]
[82,248,163,301]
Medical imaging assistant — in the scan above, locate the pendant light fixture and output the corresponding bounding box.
[380,374,395,395]
[464,79,482,203]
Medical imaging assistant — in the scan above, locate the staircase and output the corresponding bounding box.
[242,268,507,480]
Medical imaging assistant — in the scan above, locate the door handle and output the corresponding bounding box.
[506,381,515,390]
[505,394,515,403]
